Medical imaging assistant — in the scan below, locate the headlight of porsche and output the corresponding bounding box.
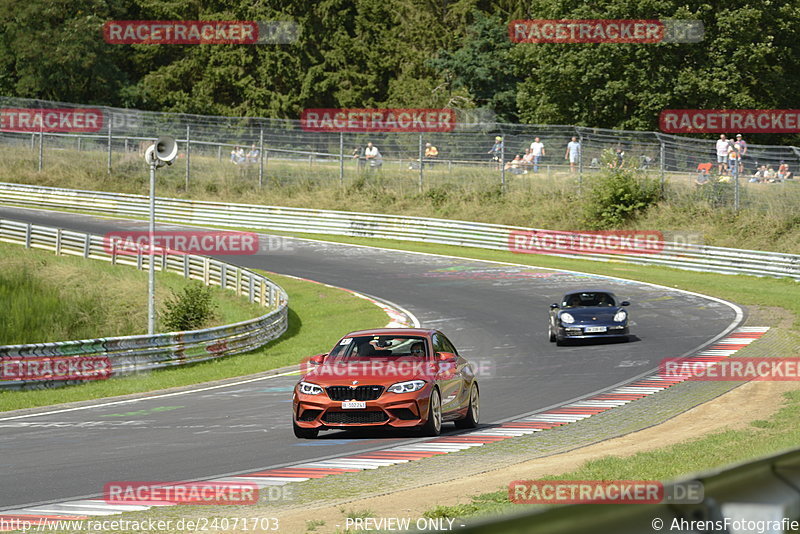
[560,312,575,324]
[613,310,628,322]
[387,380,426,394]
[298,381,323,395]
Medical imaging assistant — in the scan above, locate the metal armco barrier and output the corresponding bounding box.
[451,447,800,534]
[0,218,288,389]
[0,181,798,280]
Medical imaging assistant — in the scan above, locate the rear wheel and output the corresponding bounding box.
[420,388,442,437]
[455,383,479,429]
[293,420,319,439]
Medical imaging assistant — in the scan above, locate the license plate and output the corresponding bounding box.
[584,326,607,333]
[342,401,366,409]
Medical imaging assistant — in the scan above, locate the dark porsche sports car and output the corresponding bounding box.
[548,290,630,345]
[292,328,479,439]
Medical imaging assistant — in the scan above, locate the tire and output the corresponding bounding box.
[293,420,319,439]
[420,388,443,437]
[548,325,556,342]
[555,337,566,346]
[455,383,480,429]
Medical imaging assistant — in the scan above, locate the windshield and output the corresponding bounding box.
[562,292,616,308]
[327,335,428,360]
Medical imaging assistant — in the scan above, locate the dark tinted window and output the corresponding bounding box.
[562,292,616,307]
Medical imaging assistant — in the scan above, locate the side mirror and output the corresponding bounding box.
[550,303,559,309]
[436,352,457,362]
[309,353,328,365]
[620,301,630,307]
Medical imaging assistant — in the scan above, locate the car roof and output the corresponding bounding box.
[342,328,437,338]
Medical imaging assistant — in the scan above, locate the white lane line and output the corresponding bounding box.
[0,369,301,422]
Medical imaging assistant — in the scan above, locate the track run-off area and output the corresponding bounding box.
[0,206,742,516]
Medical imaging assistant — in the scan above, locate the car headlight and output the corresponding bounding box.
[387,380,426,394]
[298,381,323,395]
[560,312,575,324]
[613,310,627,322]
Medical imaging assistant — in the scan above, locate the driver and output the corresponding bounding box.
[409,342,425,356]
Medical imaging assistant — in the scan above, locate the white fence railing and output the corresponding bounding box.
[0,181,798,281]
[0,218,289,390]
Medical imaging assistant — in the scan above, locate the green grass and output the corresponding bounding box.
[0,267,389,412]
[423,388,800,521]
[3,143,799,253]
[0,240,265,344]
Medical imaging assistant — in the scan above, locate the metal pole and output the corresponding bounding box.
[78,137,82,152]
[578,134,584,195]
[259,128,264,188]
[148,159,157,335]
[339,132,344,186]
[37,131,43,171]
[30,133,35,151]
[734,174,740,211]
[500,138,506,191]
[217,145,221,161]
[185,125,190,190]
[660,140,666,190]
[107,121,112,174]
[418,133,424,192]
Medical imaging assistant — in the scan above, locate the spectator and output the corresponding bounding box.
[765,166,777,182]
[735,134,748,173]
[364,141,382,169]
[353,145,366,169]
[611,147,625,169]
[715,134,729,174]
[230,146,239,164]
[505,154,525,175]
[565,137,581,172]
[778,161,793,181]
[727,141,740,178]
[750,165,766,183]
[639,155,653,170]
[530,137,545,172]
[424,142,439,168]
[246,144,259,164]
[696,162,713,185]
[522,147,535,169]
[488,136,504,166]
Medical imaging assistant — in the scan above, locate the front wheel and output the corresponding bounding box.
[293,421,319,439]
[548,325,556,342]
[420,388,442,437]
[455,383,479,429]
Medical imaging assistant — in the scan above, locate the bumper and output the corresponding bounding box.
[293,388,433,430]
[557,325,629,340]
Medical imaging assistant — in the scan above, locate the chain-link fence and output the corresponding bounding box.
[1,96,799,211]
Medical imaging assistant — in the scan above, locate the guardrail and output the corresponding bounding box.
[453,446,800,534]
[0,181,798,281]
[0,218,289,390]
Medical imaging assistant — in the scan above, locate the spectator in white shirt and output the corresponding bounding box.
[530,137,545,172]
[715,134,729,174]
[365,142,382,168]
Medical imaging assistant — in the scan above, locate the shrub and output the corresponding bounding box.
[161,282,217,332]
[583,168,662,229]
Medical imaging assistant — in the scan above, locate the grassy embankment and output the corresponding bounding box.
[2,144,798,253]
[0,241,388,412]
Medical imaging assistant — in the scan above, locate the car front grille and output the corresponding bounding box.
[322,411,388,424]
[326,385,384,401]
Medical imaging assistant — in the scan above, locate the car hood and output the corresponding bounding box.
[560,307,622,322]
[301,357,430,386]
